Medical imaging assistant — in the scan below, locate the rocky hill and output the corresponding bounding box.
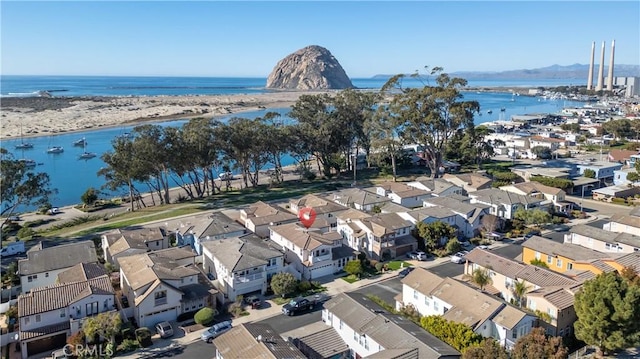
[266,45,354,90]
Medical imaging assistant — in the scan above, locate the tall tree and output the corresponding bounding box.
[383,67,479,178]
[574,271,640,357]
[0,149,55,225]
[82,312,122,345]
[467,267,492,291]
[365,105,404,181]
[462,339,509,359]
[511,327,568,359]
[416,221,457,252]
[512,280,532,307]
[99,136,146,211]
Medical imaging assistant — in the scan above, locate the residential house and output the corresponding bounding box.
[338,212,416,260]
[289,194,349,230]
[464,248,580,337]
[174,212,247,255]
[18,241,99,293]
[499,181,572,214]
[564,224,640,254]
[240,201,298,238]
[521,236,612,274]
[591,184,640,202]
[294,326,350,359]
[336,208,372,249]
[322,292,461,359]
[576,161,622,186]
[213,323,306,359]
[17,267,115,359]
[201,234,284,302]
[118,247,216,328]
[101,227,168,266]
[407,178,464,198]
[510,166,571,181]
[422,196,490,238]
[613,168,638,186]
[399,207,460,244]
[397,268,536,349]
[269,223,355,280]
[375,182,432,208]
[529,135,567,150]
[608,149,638,166]
[378,201,413,214]
[329,188,391,213]
[469,188,546,220]
[604,213,640,236]
[441,173,493,194]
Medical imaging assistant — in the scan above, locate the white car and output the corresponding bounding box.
[450,251,469,264]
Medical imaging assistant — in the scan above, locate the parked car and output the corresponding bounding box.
[201,320,232,343]
[155,321,174,339]
[478,245,490,250]
[244,295,262,309]
[450,251,469,264]
[47,207,60,215]
[399,266,415,278]
[524,230,541,239]
[407,251,429,261]
[460,241,473,249]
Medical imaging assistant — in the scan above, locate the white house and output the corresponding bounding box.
[441,173,493,193]
[469,188,546,220]
[375,182,432,208]
[118,247,216,328]
[322,292,461,359]
[398,268,536,349]
[174,212,247,255]
[407,178,465,198]
[565,224,640,253]
[604,213,640,236]
[18,241,99,293]
[17,269,115,359]
[338,212,416,260]
[288,194,349,230]
[269,223,355,280]
[576,161,623,185]
[421,196,489,238]
[499,181,572,214]
[240,201,298,238]
[101,227,168,265]
[329,187,391,212]
[201,234,284,302]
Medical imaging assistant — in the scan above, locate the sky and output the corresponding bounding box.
[1,1,639,78]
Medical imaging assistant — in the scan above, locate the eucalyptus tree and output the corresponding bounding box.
[383,67,480,178]
[130,124,172,205]
[259,112,290,184]
[99,137,147,211]
[365,105,404,181]
[219,117,271,188]
[0,148,55,226]
[284,124,314,178]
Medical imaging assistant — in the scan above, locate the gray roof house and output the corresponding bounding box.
[240,201,298,238]
[329,187,392,212]
[323,292,461,359]
[407,177,465,197]
[565,224,640,254]
[214,323,306,359]
[101,227,168,265]
[469,188,547,220]
[175,212,247,255]
[18,241,99,293]
[201,234,284,302]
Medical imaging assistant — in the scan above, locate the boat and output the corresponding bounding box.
[500,107,506,112]
[73,138,87,147]
[47,146,64,154]
[487,110,493,114]
[78,141,97,159]
[18,159,37,168]
[15,126,34,150]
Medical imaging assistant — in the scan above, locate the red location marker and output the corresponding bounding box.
[298,207,317,229]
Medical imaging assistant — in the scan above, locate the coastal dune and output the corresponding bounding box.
[0,91,330,140]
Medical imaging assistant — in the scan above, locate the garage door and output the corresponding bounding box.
[27,333,67,357]
[395,245,412,256]
[141,306,178,328]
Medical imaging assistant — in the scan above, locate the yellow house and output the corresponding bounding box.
[572,252,640,276]
[521,236,611,274]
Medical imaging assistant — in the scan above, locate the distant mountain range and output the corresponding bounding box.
[372,64,640,80]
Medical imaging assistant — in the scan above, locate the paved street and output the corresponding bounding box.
[353,277,402,304]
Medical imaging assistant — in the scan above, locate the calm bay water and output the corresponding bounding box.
[0,76,583,212]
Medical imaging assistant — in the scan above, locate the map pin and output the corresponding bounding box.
[298,207,317,229]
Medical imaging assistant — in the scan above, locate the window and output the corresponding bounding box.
[27,275,38,282]
[353,331,358,341]
[434,302,439,312]
[567,263,573,270]
[535,251,541,260]
[86,302,98,316]
[424,297,430,306]
[547,255,552,264]
[556,258,562,267]
[60,309,66,318]
[155,290,168,306]
[413,290,418,300]
[35,315,41,323]
[24,317,29,325]
[45,273,49,278]
[339,320,343,329]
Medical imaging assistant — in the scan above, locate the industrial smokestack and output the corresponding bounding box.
[607,40,615,91]
[587,42,595,90]
[595,41,606,91]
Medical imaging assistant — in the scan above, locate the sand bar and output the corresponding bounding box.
[0,91,332,140]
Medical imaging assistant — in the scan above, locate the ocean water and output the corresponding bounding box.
[0,76,583,212]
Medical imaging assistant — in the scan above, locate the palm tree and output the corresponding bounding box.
[468,267,493,291]
[512,279,532,307]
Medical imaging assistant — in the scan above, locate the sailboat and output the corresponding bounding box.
[73,137,87,147]
[47,136,64,154]
[15,126,34,150]
[78,140,97,159]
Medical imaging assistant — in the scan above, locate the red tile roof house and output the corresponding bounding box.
[607,149,639,166]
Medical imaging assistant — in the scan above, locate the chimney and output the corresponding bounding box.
[587,42,595,90]
[607,40,615,91]
[595,41,606,91]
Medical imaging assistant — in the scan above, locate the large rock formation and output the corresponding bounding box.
[266,45,354,90]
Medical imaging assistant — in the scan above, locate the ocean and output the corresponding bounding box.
[0,76,584,212]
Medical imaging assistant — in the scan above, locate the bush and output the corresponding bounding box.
[135,328,152,348]
[194,307,216,326]
[298,280,312,293]
[228,302,245,317]
[117,339,139,353]
[612,197,627,205]
[16,227,35,239]
[375,262,384,272]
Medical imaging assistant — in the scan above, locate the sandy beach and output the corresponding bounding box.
[0,91,331,140]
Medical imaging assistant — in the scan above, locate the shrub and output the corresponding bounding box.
[612,197,627,205]
[298,280,312,293]
[16,227,35,239]
[194,307,216,326]
[375,262,384,272]
[117,339,139,353]
[228,302,245,317]
[135,328,152,348]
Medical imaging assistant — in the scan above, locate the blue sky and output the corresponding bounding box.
[2,1,638,77]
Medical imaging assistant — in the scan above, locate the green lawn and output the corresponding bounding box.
[387,261,412,271]
[341,274,359,283]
